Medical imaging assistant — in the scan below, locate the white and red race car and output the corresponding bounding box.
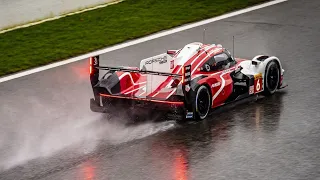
[89,42,287,120]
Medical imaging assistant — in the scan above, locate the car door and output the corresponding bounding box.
[211,52,235,107]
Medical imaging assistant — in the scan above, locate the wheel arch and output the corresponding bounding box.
[262,56,282,88]
[262,58,282,95]
[201,83,213,100]
[262,56,283,75]
[191,77,213,103]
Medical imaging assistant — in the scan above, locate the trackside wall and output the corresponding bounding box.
[0,0,115,30]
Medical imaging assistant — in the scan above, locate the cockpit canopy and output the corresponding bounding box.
[174,42,203,65]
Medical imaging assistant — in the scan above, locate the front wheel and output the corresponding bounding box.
[263,61,280,96]
[193,85,211,120]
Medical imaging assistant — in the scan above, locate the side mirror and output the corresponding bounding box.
[251,59,261,65]
[234,66,243,74]
[167,50,178,56]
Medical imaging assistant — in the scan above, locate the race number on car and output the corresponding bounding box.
[254,73,263,93]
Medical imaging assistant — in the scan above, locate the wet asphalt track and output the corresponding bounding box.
[0,0,320,179]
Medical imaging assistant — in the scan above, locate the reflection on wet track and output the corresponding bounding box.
[66,92,288,180]
[0,0,319,179]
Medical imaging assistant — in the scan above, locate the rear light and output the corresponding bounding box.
[89,56,100,86]
[181,67,185,83]
[100,93,184,105]
[89,57,93,74]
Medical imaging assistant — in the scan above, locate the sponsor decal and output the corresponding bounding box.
[145,56,167,65]
[254,73,262,80]
[211,82,221,88]
[249,85,254,94]
[93,57,98,65]
[185,65,191,71]
[184,84,191,92]
[183,65,192,84]
[170,60,174,69]
[186,112,194,119]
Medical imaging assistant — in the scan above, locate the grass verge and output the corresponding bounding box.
[0,0,268,77]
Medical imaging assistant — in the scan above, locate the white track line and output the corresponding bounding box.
[0,0,287,83]
[0,0,124,34]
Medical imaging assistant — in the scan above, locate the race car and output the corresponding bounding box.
[89,42,287,120]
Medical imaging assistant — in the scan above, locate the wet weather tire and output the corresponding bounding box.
[194,85,211,120]
[263,60,280,96]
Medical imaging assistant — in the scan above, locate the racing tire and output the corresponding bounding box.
[263,60,280,96]
[193,85,211,120]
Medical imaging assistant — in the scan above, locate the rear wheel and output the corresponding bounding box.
[193,85,211,120]
[263,61,280,95]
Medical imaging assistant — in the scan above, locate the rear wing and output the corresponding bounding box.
[96,66,182,78]
[89,55,191,87]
